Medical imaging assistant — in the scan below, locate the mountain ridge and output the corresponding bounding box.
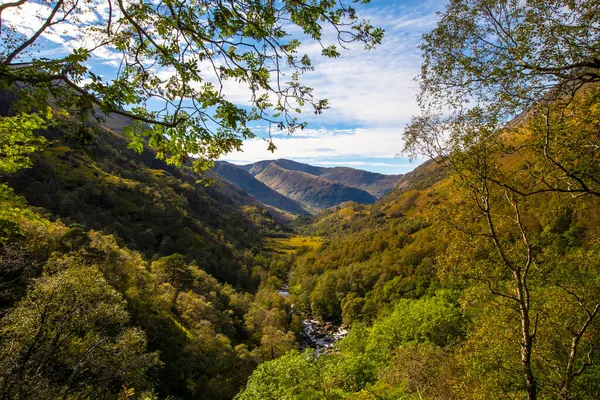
[214,159,402,215]
[212,161,310,216]
[242,159,402,197]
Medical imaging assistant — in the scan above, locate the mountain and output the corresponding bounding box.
[253,162,376,212]
[317,166,401,197]
[244,159,323,177]
[213,159,400,214]
[213,161,309,215]
[242,159,402,197]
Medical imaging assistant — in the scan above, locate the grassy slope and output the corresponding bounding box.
[254,162,377,212]
[289,112,600,322]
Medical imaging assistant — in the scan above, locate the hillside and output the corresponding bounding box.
[4,86,600,400]
[242,159,401,197]
[238,86,600,399]
[0,102,306,399]
[213,161,309,215]
[5,122,285,284]
[251,162,377,212]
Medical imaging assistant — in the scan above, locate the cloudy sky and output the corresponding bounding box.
[2,0,446,174]
[220,0,446,174]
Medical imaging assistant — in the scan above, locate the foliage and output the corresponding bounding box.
[402,3,600,398]
[235,349,324,400]
[6,119,284,286]
[365,292,466,362]
[0,112,49,175]
[3,1,600,398]
[0,0,383,172]
[417,0,600,115]
[0,255,160,399]
[288,191,444,323]
[239,291,468,399]
[0,154,297,398]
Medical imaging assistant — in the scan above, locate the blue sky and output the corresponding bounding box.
[220,0,447,174]
[2,0,447,174]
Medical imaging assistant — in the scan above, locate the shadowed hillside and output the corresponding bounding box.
[250,162,377,213]
[4,111,284,284]
[0,99,300,399]
[213,161,310,215]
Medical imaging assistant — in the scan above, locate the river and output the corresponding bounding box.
[277,286,348,353]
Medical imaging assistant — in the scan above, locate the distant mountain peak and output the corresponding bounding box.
[213,161,309,216]
[214,159,402,216]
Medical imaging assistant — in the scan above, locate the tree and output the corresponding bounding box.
[0,255,160,399]
[151,253,193,291]
[426,135,600,400]
[0,0,383,172]
[366,293,466,364]
[416,0,600,115]
[404,0,600,198]
[0,111,49,176]
[404,7,600,397]
[235,349,324,400]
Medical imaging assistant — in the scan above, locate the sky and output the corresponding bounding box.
[2,0,447,174]
[219,0,447,174]
[221,0,447,174]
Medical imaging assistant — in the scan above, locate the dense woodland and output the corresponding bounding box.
[0,115,303,398]
[2,0,600,399]
[3,86,600,399]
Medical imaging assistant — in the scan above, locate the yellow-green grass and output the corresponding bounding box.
[264,236,324,254]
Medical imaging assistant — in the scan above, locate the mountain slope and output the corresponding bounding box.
[244,159,322,177]
[4,114,283,285]
[213,161,309,215]
[252,162,377,212]
[318,166,401,197]
[242,159,401,197]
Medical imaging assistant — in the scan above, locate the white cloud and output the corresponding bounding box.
[102,59,121,67]
[2,0,443,173]
[1,0,114,57]
[221,2,445,171]
[2,2,57,38]
[222,127,406,163]
[288,6,441,128]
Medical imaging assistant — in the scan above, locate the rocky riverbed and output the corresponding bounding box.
[277,286,348,352]
[299,319,348,353]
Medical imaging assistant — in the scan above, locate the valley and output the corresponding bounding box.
[3,86,600,399]
[1,0,599,399]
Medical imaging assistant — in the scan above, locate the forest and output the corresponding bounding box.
[1,0,600,399]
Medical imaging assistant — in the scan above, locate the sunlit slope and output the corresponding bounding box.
[6,115,283,284]
[253,162,377,212]
[289,100,600,323]
[213,161,310,215]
